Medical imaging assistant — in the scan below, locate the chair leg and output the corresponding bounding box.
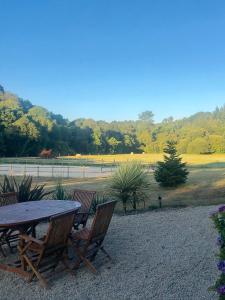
[73,246,98,274]
[23,255,48,288]
[0,244,6,257]
[100,246,112,261]
[83,256,98,274]
[62,250,69,267]
[31,225,36,238]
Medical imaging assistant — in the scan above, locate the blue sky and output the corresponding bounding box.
[1,0,225,122]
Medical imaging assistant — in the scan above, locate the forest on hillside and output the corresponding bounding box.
[1,85,225,157]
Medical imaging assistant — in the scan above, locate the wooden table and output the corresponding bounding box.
[0,200,81,277]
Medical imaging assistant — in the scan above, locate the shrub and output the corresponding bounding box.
[91,193,109,213]
[52,181,72,200]
[210,207,225,299]
[110,161,150,213]
[0,175,52,202]
[187,137,213,154]
[154,141,189,187]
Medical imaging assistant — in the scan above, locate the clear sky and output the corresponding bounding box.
[1,0,225,122]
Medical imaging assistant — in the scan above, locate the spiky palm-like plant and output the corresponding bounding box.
[110,161,150,213]
[0,175,52,202]
[52,181,72,200]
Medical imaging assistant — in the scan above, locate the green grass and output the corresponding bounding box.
[2,166,224,213]
[0,157,106,167]
[3,153,225,168]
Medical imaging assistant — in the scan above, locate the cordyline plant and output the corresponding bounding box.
[0,175,52,202]
[52,181,72,200]
[110,161,150,213]
[210,206,225,299]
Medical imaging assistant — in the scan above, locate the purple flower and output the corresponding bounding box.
[217,236,224,247]
[217,261,225,273]
[219,206,225,213]
[217,285,225,295]
[209,211,218,218]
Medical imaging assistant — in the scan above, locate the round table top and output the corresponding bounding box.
[0,200,81,227]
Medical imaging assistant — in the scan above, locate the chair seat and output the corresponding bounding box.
[71,228,91,241]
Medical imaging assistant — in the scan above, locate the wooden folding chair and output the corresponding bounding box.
[18,211,76,288]
[0,192,18,256]
[70,200,117,273]
[72,189,96,229]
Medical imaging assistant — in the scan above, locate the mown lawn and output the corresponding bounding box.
[3,153,225,167]
[67,153,225,167]
[6,166,224,213]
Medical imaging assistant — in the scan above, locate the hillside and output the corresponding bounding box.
[1,85,225,156]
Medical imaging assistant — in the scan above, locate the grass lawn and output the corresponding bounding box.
[67,153,225,167]
[3,153,225,167]
[6,166,224,213]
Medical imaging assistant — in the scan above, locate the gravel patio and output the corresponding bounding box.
[0,206,219,300]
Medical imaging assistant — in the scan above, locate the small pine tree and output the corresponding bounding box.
[154,141,189,187]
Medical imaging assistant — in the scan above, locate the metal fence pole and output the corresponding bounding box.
[52,166,54,178]
[37,166,39,178]
[10,164,13,176]
[82,166,85,178]
[67,166,69,178]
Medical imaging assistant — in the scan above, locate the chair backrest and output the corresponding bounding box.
[0,192,17,207]
[73,189,96,213]
[89,201,117,242]
[44,211,76,248]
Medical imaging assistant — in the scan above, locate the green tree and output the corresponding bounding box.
[107,137,121,153]
[154,141,189,187]
[0,84,4,94]
[138,111,154,123]
[187,137,212,154]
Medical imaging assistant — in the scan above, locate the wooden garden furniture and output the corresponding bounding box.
[19,210,76,288]
[0,192,18,256]
[72,189,96,229]
[70,200,116,273]
[0,200,81,281]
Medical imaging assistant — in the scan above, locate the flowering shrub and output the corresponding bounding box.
[210,206,225,299]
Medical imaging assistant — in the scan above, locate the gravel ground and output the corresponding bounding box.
[0,206,220,300]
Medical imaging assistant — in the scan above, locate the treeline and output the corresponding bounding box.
[1,85,225,156]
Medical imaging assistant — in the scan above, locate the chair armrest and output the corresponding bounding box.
[19,234,44,246]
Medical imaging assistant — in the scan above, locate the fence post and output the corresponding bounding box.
[52,166,54,178]
[24,164,26,176]
[67,166,69,178]
[82,166,85,178]
[37,166,39,178]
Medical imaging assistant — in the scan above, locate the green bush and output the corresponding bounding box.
[0,175,52,202]
[52,181,72,200]
[210,206,225,299]
[110,161,150,213]
[91,193,109,213]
